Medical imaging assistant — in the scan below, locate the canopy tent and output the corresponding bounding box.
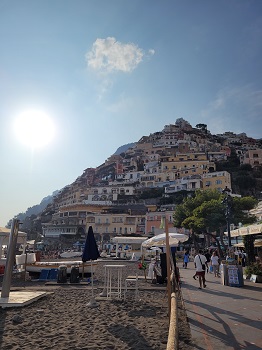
[141,232,188,248]
[226,223,262,238]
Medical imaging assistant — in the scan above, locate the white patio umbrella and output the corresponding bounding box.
[148,247,162,251]
[142,232,188,248]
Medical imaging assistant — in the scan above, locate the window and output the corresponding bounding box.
[206,181,211,187]
[216,180,222,185]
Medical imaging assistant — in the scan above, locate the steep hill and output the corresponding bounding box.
[7,119,262,230]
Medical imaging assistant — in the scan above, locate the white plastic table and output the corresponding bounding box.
[104,265,126,299]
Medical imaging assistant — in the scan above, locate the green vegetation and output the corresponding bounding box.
[244,263,262,276]
[173,189,257,257]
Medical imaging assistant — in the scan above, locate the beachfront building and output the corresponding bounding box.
[42,204,109,239]
[42,203,147,245]
[92,208,146,243]
[145,209,174,237]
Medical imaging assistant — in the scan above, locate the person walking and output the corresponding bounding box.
[204,250,211,273]
[194,249,208,289]
[210,250,220,277]
[183,249,190,268]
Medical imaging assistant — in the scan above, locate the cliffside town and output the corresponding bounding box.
[14,118,262,247]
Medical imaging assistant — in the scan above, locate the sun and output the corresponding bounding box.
[14,110,55,149]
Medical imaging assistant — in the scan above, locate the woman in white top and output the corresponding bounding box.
[211,251,220,277]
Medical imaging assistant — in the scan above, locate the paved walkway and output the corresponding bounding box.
[179,262,262,350]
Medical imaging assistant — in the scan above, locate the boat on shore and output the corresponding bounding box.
[15,253,98,276]
[25,260,98,275]
[59,251,83,259]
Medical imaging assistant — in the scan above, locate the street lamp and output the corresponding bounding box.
[222,186,233,248]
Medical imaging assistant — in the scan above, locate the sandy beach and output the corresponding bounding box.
[0,260,192,350]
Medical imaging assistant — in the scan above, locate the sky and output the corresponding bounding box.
[0,0,262,227]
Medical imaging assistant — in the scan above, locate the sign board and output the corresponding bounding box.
[228,266,239,285]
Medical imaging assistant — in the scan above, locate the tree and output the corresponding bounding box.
[195,123,207,134]
[243,235,256,265]
[173,189,257,256]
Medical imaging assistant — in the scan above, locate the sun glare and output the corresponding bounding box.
[14,110,55,149]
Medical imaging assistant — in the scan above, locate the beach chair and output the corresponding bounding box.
[48,268,58,280]
[124,273,139,300]
[38,269,51,281]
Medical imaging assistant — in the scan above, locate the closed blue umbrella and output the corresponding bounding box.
[82,226,100,262]
[82,226,100,307]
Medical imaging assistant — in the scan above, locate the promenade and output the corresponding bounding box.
[179,262,262,350]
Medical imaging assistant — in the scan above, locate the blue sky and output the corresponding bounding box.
[0,0,261,226]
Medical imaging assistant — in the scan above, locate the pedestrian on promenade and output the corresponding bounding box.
[204,250,211,273]
[210,250,220,277]
[183,249,190,268]
[194,249,208,289]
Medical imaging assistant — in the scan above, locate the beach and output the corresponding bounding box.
[0,260,192,350]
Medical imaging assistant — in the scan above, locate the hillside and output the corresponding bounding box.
[7,119,262,232]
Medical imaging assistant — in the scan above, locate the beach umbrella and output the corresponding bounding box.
[82,226,100,308]
[142,232,188,248]
[148,246,162,252]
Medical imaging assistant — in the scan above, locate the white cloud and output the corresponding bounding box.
[86,37,153,73]
[148,49,155,56]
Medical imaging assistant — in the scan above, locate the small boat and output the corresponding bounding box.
[59,251,83,259]
[15,253,98,275]
[25,260,98,275]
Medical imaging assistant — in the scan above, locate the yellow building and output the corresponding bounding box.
[202,171,231,192]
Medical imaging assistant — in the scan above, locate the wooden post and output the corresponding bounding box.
[1,219,20,298]
[167,292,179,350]
[141,254,147,281]
[82,262,85,279]
[164,215,172,318]
[24,252,28,286]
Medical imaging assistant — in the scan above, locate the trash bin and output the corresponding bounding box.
[57,265,67,283]
[70,266,80,283]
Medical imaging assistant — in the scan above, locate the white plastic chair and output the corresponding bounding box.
[124,273,139,300]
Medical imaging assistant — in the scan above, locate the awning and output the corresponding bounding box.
[233,239,262,248]
[225,224,262,237]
